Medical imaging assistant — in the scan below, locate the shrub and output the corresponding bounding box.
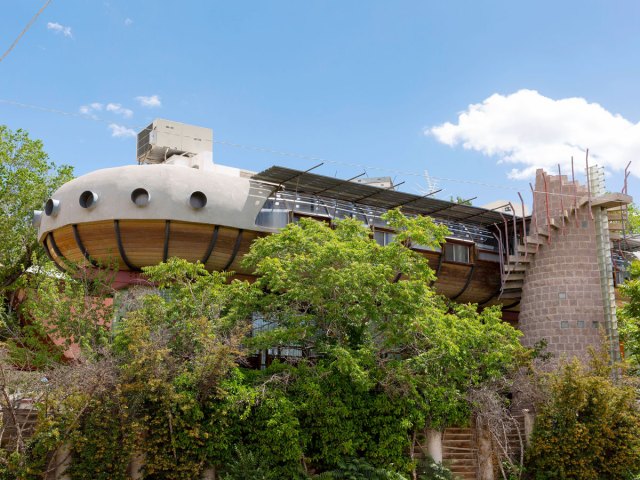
[525,356,640,479]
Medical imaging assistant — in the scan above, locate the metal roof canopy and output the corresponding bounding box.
[252,166,513,227]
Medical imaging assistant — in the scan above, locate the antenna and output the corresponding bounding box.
[417,169,439,196]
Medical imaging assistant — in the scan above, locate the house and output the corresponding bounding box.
[27,118,637,479]
[33,119,635,365]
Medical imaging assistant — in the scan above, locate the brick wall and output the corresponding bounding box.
[519,170,605,363]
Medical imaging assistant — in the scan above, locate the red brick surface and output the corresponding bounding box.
[519,170,605,363]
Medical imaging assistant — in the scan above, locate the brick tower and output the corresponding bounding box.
[518,168,629,364]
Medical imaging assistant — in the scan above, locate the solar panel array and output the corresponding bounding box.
[252,166,514,227]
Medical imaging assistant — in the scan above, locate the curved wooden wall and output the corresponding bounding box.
[43,220,504,306]
[44,220,262,276]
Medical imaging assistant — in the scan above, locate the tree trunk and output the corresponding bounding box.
[477,424,494,480]
[128,451,145,479]
[54,443,72,480]
[426,428,443,463]
[523,408,534,448]
[202,467,216,479]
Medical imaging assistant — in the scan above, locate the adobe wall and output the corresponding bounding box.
[518,170,605,364]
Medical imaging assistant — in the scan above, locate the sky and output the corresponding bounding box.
[1,0,640,207]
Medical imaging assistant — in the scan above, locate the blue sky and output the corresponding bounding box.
[2,1,640,206]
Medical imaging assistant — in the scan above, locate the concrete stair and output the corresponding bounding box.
[442,428,477,480]
[498,226,548,302]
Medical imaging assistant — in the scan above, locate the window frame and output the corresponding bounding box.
[442,239,475,265]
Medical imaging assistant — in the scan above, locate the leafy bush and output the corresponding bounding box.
[220,446,282,480]
[525,355,640,479]
[313,457,408,479]
[417,457,459,480]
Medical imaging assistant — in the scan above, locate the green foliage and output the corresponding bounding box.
[220,446,281,480]
[448,196,473,206]
[525,354,640,480]
[0,125,73,289]
[283,358,416,472]
[620,260,640,372]
[3,211,526,478]
[241,214,524,472]
[626,204,640,235]
[0,125,73,368]
[313,457,408,479]
[417,457,459,480]
[18,266,115,364]
[67,394,134,480]
[236,386,307,479]
[110,260,252,479]
[1,307,65,368]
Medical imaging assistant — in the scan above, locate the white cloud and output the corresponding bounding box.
[124,18,133,26]
[79,103,102,119]
[427,89,640,179]
[106,103,133,118]
[135,95,162,108]
[108,124,136,138]
[47,22,72,38]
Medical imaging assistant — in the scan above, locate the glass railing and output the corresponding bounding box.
[256,191,498,250]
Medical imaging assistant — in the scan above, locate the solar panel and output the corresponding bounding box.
[252,166,515,227]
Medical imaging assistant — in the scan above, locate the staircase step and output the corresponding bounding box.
[525,236,544,245]
[607,211,626,220]
[504,273,525,281]
[517,244,538,254]
[504,280,524,289]
[504,264,526,273]
[591,192,632,209]
[508,255,531,263]
[536,228,550,237]
[500,290,522,299]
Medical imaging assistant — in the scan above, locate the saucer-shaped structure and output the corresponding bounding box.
[37,163,507,307]
[37,164,274,276]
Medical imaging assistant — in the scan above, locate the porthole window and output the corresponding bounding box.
[79,190,99,209]
[189,191,207,209]
[32,210,43,227]
[44,198,60,216]
[131,188,150,207]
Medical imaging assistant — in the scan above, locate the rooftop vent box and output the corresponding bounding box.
[137,119,213,164]
[353,176,394,189]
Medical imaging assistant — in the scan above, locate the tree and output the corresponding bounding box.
[0,260,253,479]
[241,212,525,474]
[525,353,640,480]
[449,196,473,206]
[0,125,73,289]
[619,260,640,373]
[626,204,640,235]
[0,211,526,478]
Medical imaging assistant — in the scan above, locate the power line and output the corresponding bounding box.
[213,139,522,191]
[0,0,53,64]
[0,99,147,129]
[0,97,527,192]
[0,98,102,122]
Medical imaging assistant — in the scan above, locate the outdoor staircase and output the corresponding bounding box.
[606,204,629,241]
[442,428,477,480]
[497,173,632,304]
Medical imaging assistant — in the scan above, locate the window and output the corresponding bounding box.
[443,243,471,263]
[373,230,396,246]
